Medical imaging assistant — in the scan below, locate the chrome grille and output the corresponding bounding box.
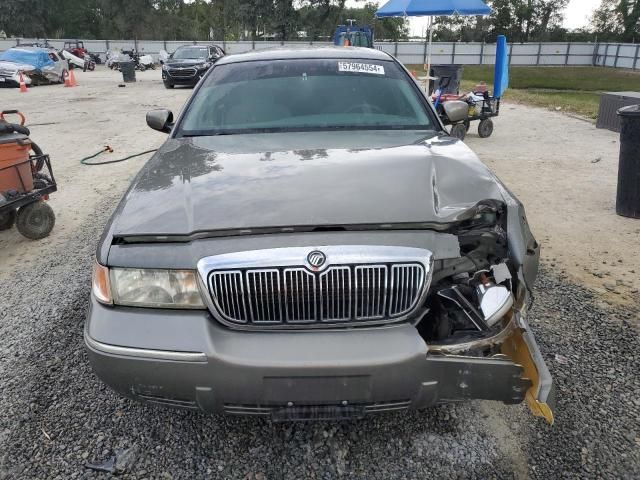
[283,268,316,322]
[354,265,387,320]
[319,266,351,321]
[168,67,196,78]
[245,269,281,323]
[210,271,247,322]
[389,264,425,316]
[199,246,433,329]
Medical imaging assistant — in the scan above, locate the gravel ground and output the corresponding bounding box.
[0,191,638,479]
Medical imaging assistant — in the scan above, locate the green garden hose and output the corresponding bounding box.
[80,146,158,165]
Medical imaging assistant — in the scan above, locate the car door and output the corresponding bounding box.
[49,51,68,81]
[212,47,223,62]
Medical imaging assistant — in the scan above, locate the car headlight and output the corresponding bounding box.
[162,64,169,71]
[198,62,212,70]
[93,262,205,309]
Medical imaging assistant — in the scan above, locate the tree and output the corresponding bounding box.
[487,0,569,42]
[592,0,640,41]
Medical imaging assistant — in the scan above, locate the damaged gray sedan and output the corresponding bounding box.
[86,47,554,423]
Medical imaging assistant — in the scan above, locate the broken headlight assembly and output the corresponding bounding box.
[418,204,518,349]
[92,261,205,309]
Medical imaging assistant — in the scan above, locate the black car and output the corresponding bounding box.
[162,44,224,88]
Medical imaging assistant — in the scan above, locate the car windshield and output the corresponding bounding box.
[178,58,434,135]
[172,47,208,60]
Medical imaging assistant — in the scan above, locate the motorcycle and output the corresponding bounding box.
[121,49,156,71]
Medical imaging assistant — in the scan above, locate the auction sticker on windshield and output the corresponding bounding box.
[338,62,385,75]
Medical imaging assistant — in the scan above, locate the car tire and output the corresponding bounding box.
[478,119,494,138]
[450,123,467,141]
[164,82,174,89]
[139,64,146,72]
[16,201,55,240]
[0,209,17,231]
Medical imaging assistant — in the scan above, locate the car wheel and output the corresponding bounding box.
[478,119,494,138]
[450,123,467,141]
[164,82,174,89]
[0,209,17,231]
[16,201,55,240]
[139,64,146,72]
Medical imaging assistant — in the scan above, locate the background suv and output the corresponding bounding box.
[162,44,224,88]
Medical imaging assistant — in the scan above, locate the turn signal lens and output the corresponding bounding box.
[92,261,112,305]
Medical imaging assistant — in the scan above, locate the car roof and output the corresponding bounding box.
[10,46,47,52]
[176,44,222,49]
[216,47,391,66]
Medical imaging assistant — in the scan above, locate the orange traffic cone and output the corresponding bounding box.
[64,70,72,87]
[18,72,28,92]
[69,68,77,86]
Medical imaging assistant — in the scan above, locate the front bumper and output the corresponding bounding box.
[162,69,204,86]
[0,74,26,87]
[85,297,554,422]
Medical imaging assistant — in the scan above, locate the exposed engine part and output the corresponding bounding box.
[475,272,514,327]
[418,221,516,349]
[437,286,489,331]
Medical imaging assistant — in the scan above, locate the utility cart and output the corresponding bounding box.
[429,35,510,142]
[434,89,501,141]
[0,110,57,240]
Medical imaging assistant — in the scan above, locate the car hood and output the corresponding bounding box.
[0,60,34,73]
[110,130,505,238]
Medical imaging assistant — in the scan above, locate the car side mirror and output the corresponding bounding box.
[146,109,174,134]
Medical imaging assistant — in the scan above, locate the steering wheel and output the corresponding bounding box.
[344,103,385,114]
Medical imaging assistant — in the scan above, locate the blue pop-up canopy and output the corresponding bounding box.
[376,0,492,76]
[376,0,491,17]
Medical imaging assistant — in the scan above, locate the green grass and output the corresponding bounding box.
[404,65,640,119]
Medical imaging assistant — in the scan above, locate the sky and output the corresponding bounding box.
[356,0,602,36]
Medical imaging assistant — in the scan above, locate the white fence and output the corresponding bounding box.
[1,38,639,69]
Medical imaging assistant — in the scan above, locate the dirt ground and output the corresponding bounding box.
[0,66,638,314]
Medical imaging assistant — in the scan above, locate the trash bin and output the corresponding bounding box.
[616,105,640,219]
[429,65,464,95]
[120,61,136,83]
